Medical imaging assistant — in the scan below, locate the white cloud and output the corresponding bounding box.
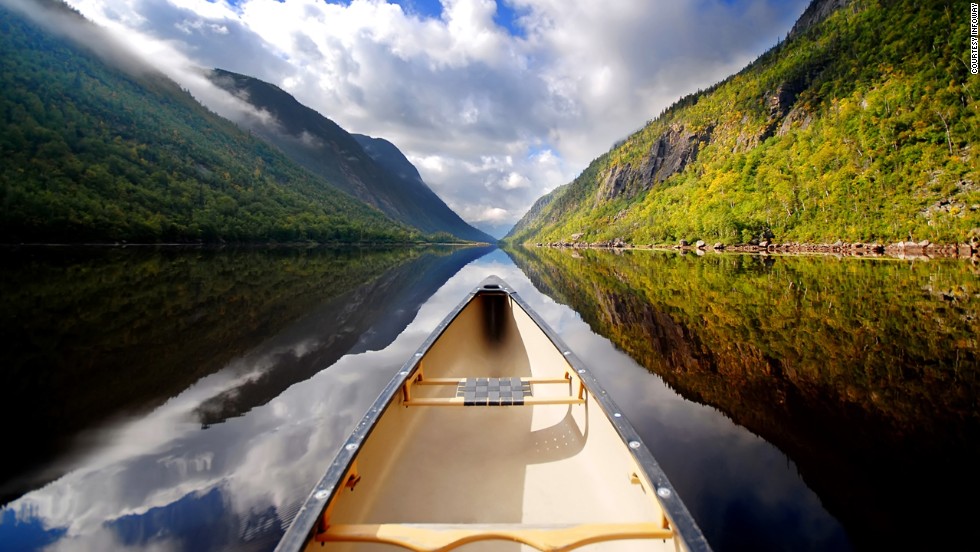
[479,206,510,222]
[413,154,448,173]
[61,0,809,236]
[501,172,530,190]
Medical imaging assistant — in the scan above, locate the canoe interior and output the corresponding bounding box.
[303,286,693,551]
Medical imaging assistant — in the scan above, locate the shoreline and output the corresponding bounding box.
[529,240,979,260]
[0,241,495,249]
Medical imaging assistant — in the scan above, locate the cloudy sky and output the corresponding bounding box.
[62,0,809,237]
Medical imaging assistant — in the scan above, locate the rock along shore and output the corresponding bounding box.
[532,238,979,260]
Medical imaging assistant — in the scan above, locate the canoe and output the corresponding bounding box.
[275,276,711,552]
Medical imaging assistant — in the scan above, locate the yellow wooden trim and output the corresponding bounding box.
[404,397,586,407]
[402,367,424,403]
[316,522,672,551]
[562,370,587,401]
[343,461,361,491]
[318,461,362,534]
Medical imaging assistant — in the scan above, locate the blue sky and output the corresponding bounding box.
[330,0,525,35]
[387,0,445,18]
[62,0,809,237]
[388,0,525,36]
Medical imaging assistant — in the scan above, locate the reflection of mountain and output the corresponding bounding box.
[0,245,481,506]
[506,245,980,549]
[192,245,496,427]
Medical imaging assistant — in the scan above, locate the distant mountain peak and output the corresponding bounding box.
[788,0,851,38]
[207,69,495,244]
[0,4,418,244]
[352,134,426,185]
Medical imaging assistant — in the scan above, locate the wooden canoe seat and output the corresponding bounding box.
[402,374,586,407]
[315,522,673,551]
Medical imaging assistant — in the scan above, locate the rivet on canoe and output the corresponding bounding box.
[345,443,359,452]
[628,441,641,449]
[314,490,330,500]
[577,369,585,374]
[399,371,408,376]
[657,487,672,499]
[613,413,622,418]
[563,351,572,356]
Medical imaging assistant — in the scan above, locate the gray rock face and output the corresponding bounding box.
[596,124,714,202]
[646,125,714,184]
[581,1,854,209]
[788,0,851,38]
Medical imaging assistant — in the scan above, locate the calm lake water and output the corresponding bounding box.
[0,245,977,551]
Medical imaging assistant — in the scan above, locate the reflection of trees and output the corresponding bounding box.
[0,245,451,504]
[192,244,495,427]
[507,245,980,549]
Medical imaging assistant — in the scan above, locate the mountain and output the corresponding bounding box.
[0,0,431,244]
[206,69,496,244]
[351,134,426,188]
[506,0,979,246]
[352,133,498,244]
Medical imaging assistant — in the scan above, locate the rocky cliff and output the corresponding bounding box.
[595,124,714,203]
[506,0,978,246]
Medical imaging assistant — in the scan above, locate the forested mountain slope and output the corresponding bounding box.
[506,0,979,246]
[207,69,496,244]
[0,0,422,244]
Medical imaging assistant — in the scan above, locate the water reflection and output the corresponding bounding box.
[0,248,522,552]
[191,245,495,427]
[0,245,491,504]
[507,246,980,550]
[4,245,971,551]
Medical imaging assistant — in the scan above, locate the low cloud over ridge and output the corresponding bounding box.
[63,0,808,237]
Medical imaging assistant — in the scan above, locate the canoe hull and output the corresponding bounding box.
[276,277,710,552]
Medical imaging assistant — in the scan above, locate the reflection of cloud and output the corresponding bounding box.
[158,453,214,478]
[44,525,179,552]
[5,258,539,549]
[61,0,808,232]
[2,253,844,550]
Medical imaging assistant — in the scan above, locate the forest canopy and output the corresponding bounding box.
[506,0,979,246]
[0,2,438,244]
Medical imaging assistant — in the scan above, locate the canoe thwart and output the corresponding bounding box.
[403,370,587,407]
[315,522,674,551]
[404,396,587,407]
[415,377,572,386]
[455,377,531,404]
[407,374,587,406]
